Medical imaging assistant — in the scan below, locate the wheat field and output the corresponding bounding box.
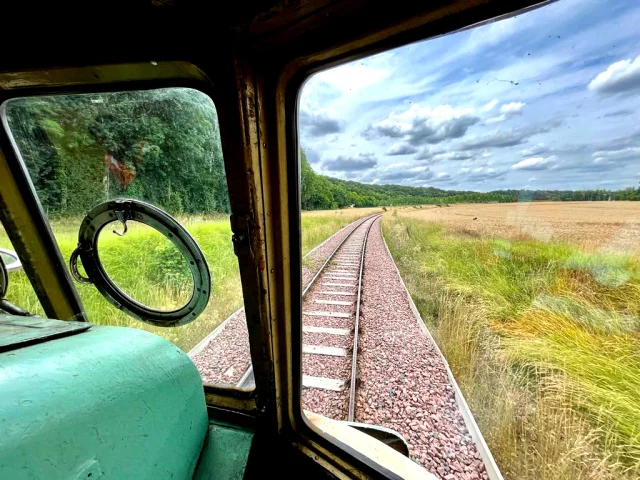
[384,202,640,479]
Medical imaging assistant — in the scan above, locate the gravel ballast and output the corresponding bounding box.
[192,309,251,385]
[356,218,488,480]
[192,216,370,386]
[193,214,489,480]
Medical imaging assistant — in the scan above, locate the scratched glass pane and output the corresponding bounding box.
[298,0,640,477]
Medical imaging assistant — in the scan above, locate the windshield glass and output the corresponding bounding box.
[298,0,640,478]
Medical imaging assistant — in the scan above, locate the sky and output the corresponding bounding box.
[299,0,640,192]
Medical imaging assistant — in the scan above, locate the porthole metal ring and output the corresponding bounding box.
[0,254,8,299]
[70,199,211,327]
[0,248,22,273]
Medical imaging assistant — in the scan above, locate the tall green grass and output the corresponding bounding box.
[0,210,372,351]
[301,207,383,254]
[383,216,640,479]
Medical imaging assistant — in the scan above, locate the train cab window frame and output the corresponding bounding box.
[281,3,578,479]
[0,2,561,477]
[0,62,258,413]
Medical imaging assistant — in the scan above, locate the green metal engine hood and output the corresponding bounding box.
[0,319,209,479]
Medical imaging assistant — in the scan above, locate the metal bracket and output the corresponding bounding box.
[230,214,253,258]
[112,210,129,237]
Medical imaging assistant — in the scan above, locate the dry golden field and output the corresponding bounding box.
[399,201,640,255]
[302,207,385,219]
[387,200,640,478]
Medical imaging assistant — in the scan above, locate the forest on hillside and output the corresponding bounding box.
[300,151,640,209]
[6,88,229,216]
[5,87,639,216]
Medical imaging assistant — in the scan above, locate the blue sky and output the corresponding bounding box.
[299,0,640,192]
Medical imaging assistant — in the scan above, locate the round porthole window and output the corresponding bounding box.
[70,199,211,327]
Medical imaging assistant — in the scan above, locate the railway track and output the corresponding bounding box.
[235,215,381,402]
[191,213,499,479]
[189,214,377,390]
[299,214,380,420]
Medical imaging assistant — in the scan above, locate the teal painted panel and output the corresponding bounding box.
[194,424,254,480]
[0,325,208,479]
[0,315,89,350]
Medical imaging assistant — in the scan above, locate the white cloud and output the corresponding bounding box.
[528,177,538,182]
[486,116,505,124]
[520,143,549,157]
[368,104,479,145]
[369,162,434,184]
[457,166,506,183]
[315,63,391,93]
[430,172,457,185]
[486,101,526,123]
[386,143,418,156]
[482,99,499,112]
[592,147,640,163]
[500,102,526,114]
[417,151,476,164]
[512,155,558,170]
[299,104,341,136]
[588,54,640,94]
[461,129,530,150]
[485,117,503,125]
[323,153,378,171]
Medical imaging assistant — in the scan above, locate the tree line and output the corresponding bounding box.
[7,88,229,216]
[6,88,638,217]
[300,150,640,209]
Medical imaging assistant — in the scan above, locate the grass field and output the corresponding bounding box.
[383,202,640,479]
[301,207,384,253]
[0,208,379,352]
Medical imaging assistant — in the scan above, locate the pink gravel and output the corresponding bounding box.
[192,309,251,386]
[191,216,370,387]
[356,218,488,480]
[302,217,369,287]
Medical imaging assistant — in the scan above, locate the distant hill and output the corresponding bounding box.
[301,150,640,210]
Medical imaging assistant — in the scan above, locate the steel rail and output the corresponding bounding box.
[347,215,380,422]
[235,213,380,389]
[301,214,376,298]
